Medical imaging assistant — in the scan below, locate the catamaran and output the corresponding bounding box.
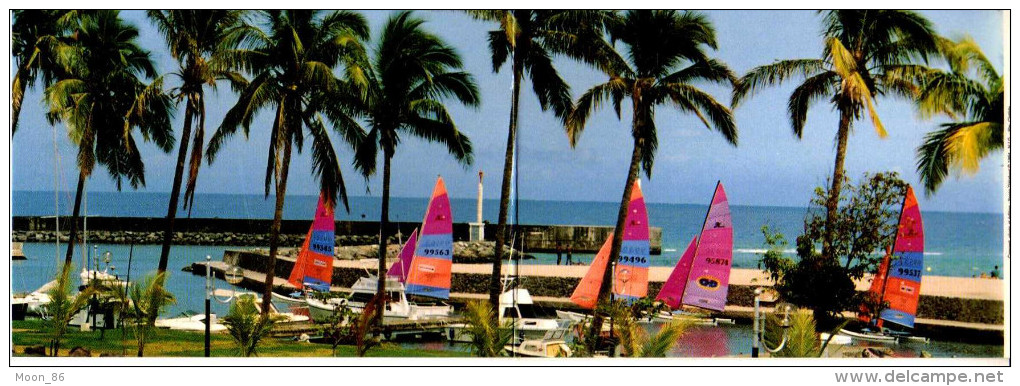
[652,182,735,325]
[841,186,928,344]
[310,178,454,323]
[271,193,336,310]
[556,181,650,323]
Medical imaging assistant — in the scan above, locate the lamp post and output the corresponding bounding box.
[204,255,244,357]
[752,287,793,358]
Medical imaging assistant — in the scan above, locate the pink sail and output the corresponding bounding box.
[386,228,419,283]
[682,182,733,312]
[405,177,454,299]
[612,181,651,303]
[287,193,335,292]
[655,236,698,309]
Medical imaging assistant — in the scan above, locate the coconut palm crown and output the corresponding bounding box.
[732,10,941,255]
[914,37,1004,194]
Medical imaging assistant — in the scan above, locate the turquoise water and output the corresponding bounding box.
[12,243,235,317]
[12,191,1005,278]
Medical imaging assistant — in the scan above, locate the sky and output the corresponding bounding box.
[9,10,1006,214]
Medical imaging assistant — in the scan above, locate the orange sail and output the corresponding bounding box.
[569,236,613,310]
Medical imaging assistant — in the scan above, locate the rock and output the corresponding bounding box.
[68,347,91,357]
[23,345,47,356]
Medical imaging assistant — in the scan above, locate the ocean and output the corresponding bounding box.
[11,190,1005,279]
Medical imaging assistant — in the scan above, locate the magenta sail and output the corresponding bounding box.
[682,182,733,312]
[386,228,418,283]
[655,236,698,309]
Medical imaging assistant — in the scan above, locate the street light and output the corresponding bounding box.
[204,255,243,357]
[751,287,794,358]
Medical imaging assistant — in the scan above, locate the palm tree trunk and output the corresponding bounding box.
[488,65,522,310]
[588,130,645,345]
[823,108,852,258]
[262,138,292,315]
[375,153,392,330]
[62,171,86,271]
[157,95,195,274]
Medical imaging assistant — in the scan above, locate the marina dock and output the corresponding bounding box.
[193,250,1005,342]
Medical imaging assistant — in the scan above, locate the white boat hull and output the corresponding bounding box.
[838,328,899,343]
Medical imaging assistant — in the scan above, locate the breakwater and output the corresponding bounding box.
[12,216,662,254]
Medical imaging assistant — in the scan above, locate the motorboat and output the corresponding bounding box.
[498,289,567,340]
[307,276,451,323]
[504,329,573,358]
[837,328,899,344]
[155,311,228,332]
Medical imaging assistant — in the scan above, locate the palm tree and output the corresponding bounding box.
[732,11,940,253]
[11,10,77,134]
[467,10,618,310]
[351,11,479,330]
[146,11,252,277]
[565,10,738,339]
[127,272,176,357]
[914,37,1004,194]
[206,10,370,314]
[44,10,175,272]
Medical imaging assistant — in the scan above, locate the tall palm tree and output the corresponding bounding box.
[147,10,252,277]
[914,37,1004,194]
[44,11,175,272]
[732,11,940,253]
[206,10,370,314]
[565,10,738,337]
[11,10,78,134]
[467,10,618,310]
[351,11,479,329]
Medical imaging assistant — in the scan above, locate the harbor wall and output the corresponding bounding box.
[12,216,662,254]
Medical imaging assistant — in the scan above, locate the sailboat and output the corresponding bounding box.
[271,193,336,309]
[841,186,928,344]
[556,181,650,321]
[310,177,454,323]
[652,182,735,325]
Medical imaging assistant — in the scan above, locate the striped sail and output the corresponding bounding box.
[405,178,453,299]
[655,236,698,309]
[879,186,924,328]
[569,236,613,309]
[682,182,733,312]
[613,181,651,303]
[386,228,419,283]
[287,194,335,292]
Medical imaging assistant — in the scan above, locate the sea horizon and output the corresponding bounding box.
[9,189,1006,216]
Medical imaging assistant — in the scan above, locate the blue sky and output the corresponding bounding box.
[10,10,1005,213]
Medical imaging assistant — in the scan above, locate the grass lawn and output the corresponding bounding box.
[11,320,470,358]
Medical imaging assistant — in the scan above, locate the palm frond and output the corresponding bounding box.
[732,59,826,107]
[565,77,629,146]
